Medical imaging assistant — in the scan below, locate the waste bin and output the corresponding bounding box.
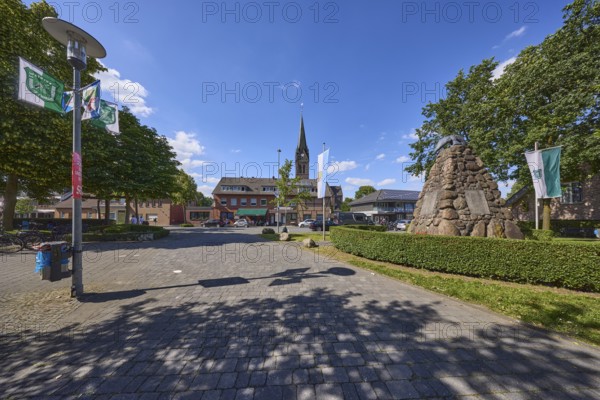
[35,241,72,282]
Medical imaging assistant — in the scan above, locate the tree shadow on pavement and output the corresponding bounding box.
[1,285,599,399]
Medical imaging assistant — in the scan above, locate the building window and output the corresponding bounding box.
[221,198,227,206]
[231,198,238,206]
[87,212,93,218]
[61,212,67,218]
[190,212,210,220]
[250,198,257,206]
[561,182,583,204]
[158,200,163,207]
[260,199,267,206]
[405,203,415,212]
[241,198,247,206]
[304,214,312,220]
[289,213,297,221]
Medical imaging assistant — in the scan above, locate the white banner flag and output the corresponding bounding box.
[317,149,329,199]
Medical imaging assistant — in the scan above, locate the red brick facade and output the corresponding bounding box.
[510,174,600,221]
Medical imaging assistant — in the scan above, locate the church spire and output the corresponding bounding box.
[295,111,310,179]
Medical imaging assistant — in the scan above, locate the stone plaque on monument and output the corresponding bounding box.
[465,190,490,215]
[420,191,440,216]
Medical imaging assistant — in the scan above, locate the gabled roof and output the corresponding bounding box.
[349,189,420,206]
[505,185,532,207]
[212,177,333,197]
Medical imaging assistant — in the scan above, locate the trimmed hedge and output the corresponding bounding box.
[76,228,169,242]
[518,220,600,237]
[530,229,555,241]
[344,224,387,232]
[13,218,114,230]
[330,227,600,292]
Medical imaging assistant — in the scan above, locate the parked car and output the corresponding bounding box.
[203,219,225,227]
[331,212,370,225]
[396,220,410,231]
[233,219,248,227]
[309,220,338,231]
[298,219,315,228]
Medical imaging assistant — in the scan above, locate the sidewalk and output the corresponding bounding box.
[1,227,599,399]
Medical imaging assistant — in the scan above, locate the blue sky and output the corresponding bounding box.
[30,0,567,197]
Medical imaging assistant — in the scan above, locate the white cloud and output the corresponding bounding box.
[345,177,375,186]
[94,62,154,117]
[395,156,411,164]
[377,178,396,187]
[197,185,215,196]
[168,131,205,161]
[365,163,371,171]
[375,153,385,160]
[180,159,209,169]
[401,132,419,140]
[328,160,358,174]
[492,57,517,80]
[506,26,526,40]
[231,149,241,153]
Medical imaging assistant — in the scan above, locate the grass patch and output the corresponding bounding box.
[315,245,600,346]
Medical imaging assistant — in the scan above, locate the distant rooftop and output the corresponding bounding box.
[349,189,420,206]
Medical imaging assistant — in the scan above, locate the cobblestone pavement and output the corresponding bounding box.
[1,227,599,399]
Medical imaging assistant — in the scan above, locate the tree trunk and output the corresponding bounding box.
[97,199,101,220]
[183,204,187,223]
[542,198,552,230]
[104,198,111,224]
[2,174,18,229]
[135,197,139,221]
[125,197,131,224]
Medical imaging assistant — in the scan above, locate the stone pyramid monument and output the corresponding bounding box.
[409,136,523,239]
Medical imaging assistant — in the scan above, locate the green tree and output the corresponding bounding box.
[407,0,600,230]
[273,159,311,225]
[196,192,213,207]
[0,0,104,228]
[354,186,376,200]
[15,198,35,215]
[171,170,198,223]
[339,197,354,212]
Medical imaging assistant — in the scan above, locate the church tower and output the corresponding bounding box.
[295,114,310,179]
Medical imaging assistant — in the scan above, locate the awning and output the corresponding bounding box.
[236,208,268,217]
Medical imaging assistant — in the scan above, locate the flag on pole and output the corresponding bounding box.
[317,149,329,199]
[18,57,65,114]
[62,80,101,119]
[90,100,119,133]
[524,147,562,198]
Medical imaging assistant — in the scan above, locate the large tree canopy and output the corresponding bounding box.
[407,0,600,188]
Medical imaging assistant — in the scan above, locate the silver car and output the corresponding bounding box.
[298,219,315,227]
[396,220,410,231]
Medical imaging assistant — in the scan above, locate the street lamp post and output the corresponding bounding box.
[42,18,106,298]
[276,149,281,233]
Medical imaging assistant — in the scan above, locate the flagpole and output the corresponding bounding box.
[534,141,539,230]
[277,149,281,233]
[322,142,326,241]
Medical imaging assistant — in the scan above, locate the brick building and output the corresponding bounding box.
[507,174,600,221]
[212,115,342,225]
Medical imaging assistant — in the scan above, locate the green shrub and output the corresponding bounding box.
[180,223,194,227]
[344,224,386,232]
[330,227,600,292]
[262,228,275,234]
[81,228,169,242]
[104,224,165,233]
[530,229,555,241]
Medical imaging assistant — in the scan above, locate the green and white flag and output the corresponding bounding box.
[18,57,64,114]
[524,147,562,198]
[90,100,119,133]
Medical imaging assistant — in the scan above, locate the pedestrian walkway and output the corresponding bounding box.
[1,227,599,399]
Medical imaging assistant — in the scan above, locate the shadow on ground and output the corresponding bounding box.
[1,284,599,399]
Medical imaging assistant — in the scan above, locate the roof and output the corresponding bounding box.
[349,189,420,206]
[505,185,532,207]
[296,115,309,157]
[212,177,333,197]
